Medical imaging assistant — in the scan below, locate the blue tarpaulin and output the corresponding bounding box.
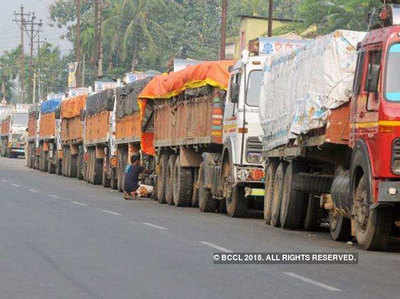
[40,97,62,114]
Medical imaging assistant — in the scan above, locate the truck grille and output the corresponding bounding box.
[246,137,262,152]
[246,137,262,164]
[392,138,400,175]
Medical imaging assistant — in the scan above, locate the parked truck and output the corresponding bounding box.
[37,96,63,172]
[27,104,39,167]
[113,77,153,191]
[60,94,87,178]
[0,111,28,158]
[84,89,115,185]
[261,3,400,250]
[139,60,266,217]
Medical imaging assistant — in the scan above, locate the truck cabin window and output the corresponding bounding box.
[386,43,400,102]
[246,70,263,107]
[12,114,28,126]
[230,73,241,103]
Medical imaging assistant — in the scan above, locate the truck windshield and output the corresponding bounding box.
[385,43,400,102]
[12,113,28,126]
[246,70,263,107]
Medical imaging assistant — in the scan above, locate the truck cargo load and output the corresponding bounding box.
[260,30,366,152]
[61,95,87,143]
[139,60,233,156]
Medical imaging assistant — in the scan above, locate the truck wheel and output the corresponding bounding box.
[226,186,247,218]
[329,211,351,241]
[264,161,278,224]
[166,155,177,205]
[43,151,49,172]
[173,158,193,207]
[354,175,392,250]
[192,168,200,208]
[48,157,56,174]
[198,163,217,212]
[157,154,169,204]
[102,159,111,187]
[271,162,286,227]
[111,168,118,190]
[304,194,321,231]
[93,158,103,185]
[77,151,83,179]
[72,154,78,178]
[280,161,307,229]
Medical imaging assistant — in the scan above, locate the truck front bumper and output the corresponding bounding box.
[378,181,400,203]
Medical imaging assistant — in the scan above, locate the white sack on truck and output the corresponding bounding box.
[259,30,366,152]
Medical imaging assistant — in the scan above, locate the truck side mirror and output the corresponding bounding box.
[366,64,380,93]
[230,83,239,103]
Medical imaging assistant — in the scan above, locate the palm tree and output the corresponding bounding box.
[102,0,179,71]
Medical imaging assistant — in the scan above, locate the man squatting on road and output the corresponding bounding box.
[123,154,144,200]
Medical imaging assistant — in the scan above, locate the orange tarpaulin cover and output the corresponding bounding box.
[138,60,234,155]
[61,95,87,119]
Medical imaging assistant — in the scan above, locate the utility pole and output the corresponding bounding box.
[13,5,31,103]
[268,0,274,37]
[24,13,43,103]
[75,0,82,87]
[220,0,227,60]
[94,0,103,78]
[35,35,46,103]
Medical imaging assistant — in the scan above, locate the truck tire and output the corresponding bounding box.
[157,154,169,204]
[226,186,247,218]
[102,159,111,188]
[48,156,56,174]
[192,168,200,208]
[70,154,77,178]
[166,155,177,205]
[43,151,49,172]
[173,158,193,207]
[329,211,351,241]
[111,168,118,189]
[294,173,333,194]
[354,175,392,250]
[271,162,286,227]
[304,194,321,231]
[77,151,83,179]
[264,161,278,224]
[93,158,103,185]
[198,163,217,212]
[280,161,307,229]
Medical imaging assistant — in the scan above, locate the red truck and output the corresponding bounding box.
[261,3,400,250]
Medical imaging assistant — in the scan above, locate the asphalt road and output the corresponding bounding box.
[1,157,400,299]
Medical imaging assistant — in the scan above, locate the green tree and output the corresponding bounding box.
[298,0,382,34]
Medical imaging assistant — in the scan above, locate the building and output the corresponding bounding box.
[226,15,301,59]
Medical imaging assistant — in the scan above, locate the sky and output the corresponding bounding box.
[0,0,72,55]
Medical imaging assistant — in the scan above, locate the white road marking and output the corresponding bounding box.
[48,194,61,199]
[11,184,21,187]
[101,209,121,216]
[142,222,168,230]
[283,272,342,292]
[72,201,88,207]
[200,241,233,253]
[1,179,8,183]
[28,189,39,193]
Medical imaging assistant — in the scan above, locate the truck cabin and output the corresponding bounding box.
[351,3,400,179]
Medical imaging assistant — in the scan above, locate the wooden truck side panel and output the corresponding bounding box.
[154,90,224,147]
[39,113,56,138]
[28,115,37,138]
[115,112,141,143]
[1,118,10,136]
[85,111,109,145]
[61,117,83,143]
